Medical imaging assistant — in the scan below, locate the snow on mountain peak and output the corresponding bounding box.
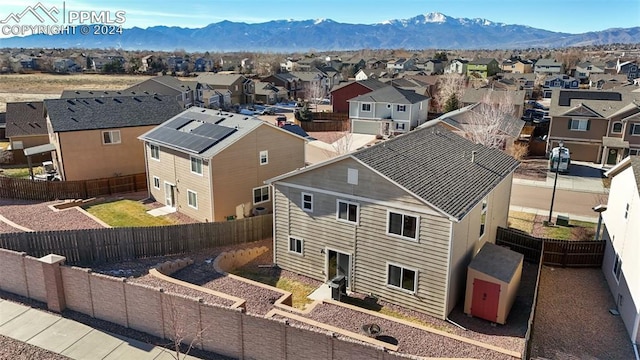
[314,18,326,25]
[422,12,447,23]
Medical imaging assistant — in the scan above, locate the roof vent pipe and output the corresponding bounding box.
[471,150,478,163]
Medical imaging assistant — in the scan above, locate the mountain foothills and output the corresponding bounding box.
[0,12,639,51]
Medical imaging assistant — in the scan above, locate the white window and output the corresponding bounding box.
[153,176,160,189]
[288,236,303,254]
[301,192,313,212]
[187,190,198,209]
[631,123,640,135]
[190,156,202,175]
[253,186,270,204]
[387,211,418,240]
[259,150,268,165]
[361,103,371,112]
[102,130,121,144]
[12,140,23,149]
[337,200,359,224]
[611,122,623,134]
[613,254,622,282]
[395,122,406,131]
[396,105,406,112]
[347,168,358,185]
[569,119,589,131]
[624,203,629,219]
[480,198,488,237]
[150,144,160,160]
[387,263,417,293]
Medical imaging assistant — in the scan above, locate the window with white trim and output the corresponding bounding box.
[387,211,418,240]
[187,190,198,209]
[569,119,589,131]
[387,263,417,293]
[153,176,160,189]
[361,103,371,112]
[301,192,313,212]
[611,122,623,134]
[396,105,406,112]
[288,236,303,254]
[395,122,406,131]
[337,200,359,224]
[150,144,160,160]
[259,150,268,165]
[480,197,488,237]
[12,140,23,149]
[190,156,202,175]
[613,254,622,282]
[102,130,121,144]
[631,123,640,135]
[253,186,269,204]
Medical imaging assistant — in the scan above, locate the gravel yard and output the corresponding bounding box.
[0,335,70,360]
[529,266,636,359]
[0,199,105,232]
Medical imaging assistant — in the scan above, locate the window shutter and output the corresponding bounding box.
[568,119,572,129]
[631,124,635,135]
[586,120,590,131]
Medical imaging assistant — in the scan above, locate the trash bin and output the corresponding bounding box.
[329,275,346,301]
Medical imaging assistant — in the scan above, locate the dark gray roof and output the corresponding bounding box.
[330,79,387,93]
[5,102,47,137]
[469,242,523,283]
[61,89,139,98]
[348,86,429,104]
[45,95,182,133]
[469,58,497,65]
[281,124,309,138]
[352,123,520,220]
[126,76,190,96]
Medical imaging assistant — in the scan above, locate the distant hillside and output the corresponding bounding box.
[0,12,638,51]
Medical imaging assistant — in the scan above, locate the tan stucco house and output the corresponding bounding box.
[266,123,519,319]
[138,108,306,222]
[44,95,183,181]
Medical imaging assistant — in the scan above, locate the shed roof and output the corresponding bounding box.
[469,242,523,283]
[5,101,47,137]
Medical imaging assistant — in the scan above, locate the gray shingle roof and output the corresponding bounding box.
[469,58,497,65]
[549,89,640,117]
[61,90,139,98]
[348,86,429,104]
[469,242,523,283]
[45,95,182,133]
[196,73,245,86]
[330,79,387,93]
[352,123,520,220]
[5,102,47,137]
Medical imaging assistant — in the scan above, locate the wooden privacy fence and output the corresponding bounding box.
[0,214,272,265]
[299,120,350,132]
[0,173,147,201]
[496,227,605,267]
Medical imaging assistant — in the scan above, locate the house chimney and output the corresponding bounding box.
[471,150,478,163]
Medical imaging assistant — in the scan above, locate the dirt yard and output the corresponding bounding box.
[0,73,153,112]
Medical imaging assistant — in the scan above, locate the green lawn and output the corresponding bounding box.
[508,211,536,233]
[83,199,179,227]
[543,220,596,240]
[231,269,316,309]
[0,166,44,178]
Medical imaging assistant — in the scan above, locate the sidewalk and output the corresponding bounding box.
[509,205,599,222]
[512,175,607,194]
[0,299,200,360]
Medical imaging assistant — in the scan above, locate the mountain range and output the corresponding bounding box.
[1,12,638,51]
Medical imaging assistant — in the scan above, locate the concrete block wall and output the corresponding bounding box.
[23,256,47,302]
[242,315,286,360]
[285,326,332,360]
[0,249,29,297]
[124,282,164,339]
[200,303,243,359]
[60,266,94,316]
[89,273,128,327]
[161,292,203,350]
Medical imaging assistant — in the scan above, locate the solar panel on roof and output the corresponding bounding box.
[558,91,622,106]
[164,116,193,130]
[190,123,236,141]
[145,127,214,154]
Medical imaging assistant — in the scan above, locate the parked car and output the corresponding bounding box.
[257,106,276,115]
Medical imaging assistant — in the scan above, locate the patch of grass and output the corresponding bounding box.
[541,220,597,240]
[83,199,178,227]
[602,176,611,189]
[0,142,9,150]
[508,211,536,234]
[0,166,43,178]
[231,269,316,309]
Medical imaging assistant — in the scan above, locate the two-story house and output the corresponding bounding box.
[501,59,533,74]
[253,81,281,105]
[44,95,182,181]
[354,68,389,81]
[422,59,444,75]
[262,72,302,100]
[616,59,640,82]
[466,58,500,78]
[348,86,430,136]
[290,71,329,100]
[194,58,213,72]
[546,89,640,165]
[329,79,388,113]
[445,59,469,75]
[543,75,580,93]
[534,59,564,75]
[589,74,630,90]
[386,58,415,72]
[602,156,640,345]
[126,75,197,108]
[266,122,520,319]
[196,73,255,105]
[575,61,606,82]
[138,108,306,222]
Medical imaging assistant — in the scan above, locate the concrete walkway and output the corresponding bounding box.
[513,160,609,194]
[0,299,200,360]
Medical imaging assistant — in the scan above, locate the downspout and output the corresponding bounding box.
[143,142,150,200]
[443,221,453,320]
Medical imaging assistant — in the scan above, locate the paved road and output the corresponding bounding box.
[511,184,608,219]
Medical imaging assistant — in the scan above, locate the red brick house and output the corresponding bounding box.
[330,79,387,113]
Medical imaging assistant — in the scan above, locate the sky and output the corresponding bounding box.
[0,0,638,34]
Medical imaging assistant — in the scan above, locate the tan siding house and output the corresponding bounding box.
[140,108,306,222]
[267,123,519,319]
[44,96,183,181]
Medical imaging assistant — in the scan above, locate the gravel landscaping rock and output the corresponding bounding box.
[0,335,70,360]
[0,199,105,232]
[529,266,636,359]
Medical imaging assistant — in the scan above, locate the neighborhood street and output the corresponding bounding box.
[511,183,607,219]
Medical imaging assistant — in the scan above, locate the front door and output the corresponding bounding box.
[326,249,350,287]
[164,183,175,207]
[471,279,500,323]
[607,148,618,165]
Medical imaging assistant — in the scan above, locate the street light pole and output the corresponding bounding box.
[548,140,564,224]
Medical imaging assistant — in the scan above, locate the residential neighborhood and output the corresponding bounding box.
[0,6,640,360]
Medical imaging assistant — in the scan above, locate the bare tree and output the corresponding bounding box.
[466,91,518,150]
[304,81,326,110]
[161,296,206,360]
[435,73,466,112]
